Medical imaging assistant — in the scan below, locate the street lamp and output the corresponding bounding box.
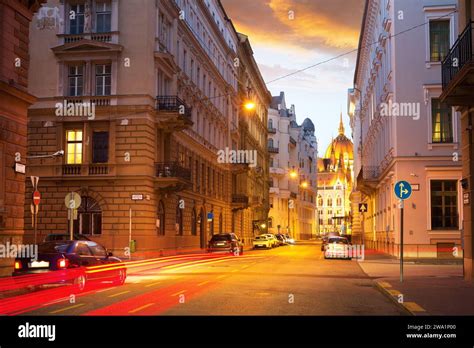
[244,101,256,111]
[27,150,64,159]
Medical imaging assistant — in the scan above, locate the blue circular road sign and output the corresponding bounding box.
[394,180,412,200]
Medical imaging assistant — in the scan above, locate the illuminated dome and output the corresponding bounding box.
[324,113,354,161]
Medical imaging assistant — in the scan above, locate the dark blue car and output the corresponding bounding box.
[12,240,126,291]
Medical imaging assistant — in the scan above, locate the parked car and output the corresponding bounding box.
[12,240,126,291]
[264,234,279,248]
[284,234,295,244]
[208,233,244,255]
[275,234,287,246]
[324,237,351,259]
[253,235,273,249]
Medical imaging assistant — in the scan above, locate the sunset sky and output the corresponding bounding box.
[221,0,364,153]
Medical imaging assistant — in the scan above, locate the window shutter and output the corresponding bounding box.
[92,131,109,163]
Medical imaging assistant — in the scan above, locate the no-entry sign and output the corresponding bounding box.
[33,190,41,206]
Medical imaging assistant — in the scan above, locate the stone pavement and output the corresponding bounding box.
[357,249,473,315]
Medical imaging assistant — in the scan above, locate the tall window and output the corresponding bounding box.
[92,131,109,163]
[268,138,274,148]
[157,201,165,236]
[431,180,458,229]
[317,195,323,207]
[95,1,111,32]
[68,65,84,96]
[69,4,85,34]
[95,64,111,96]
[191,208,197,235]
[176,202,183,235]
[73,196,102,235]
[336,195,342,207]
[429,20,450,61]
[432,98,453,143]
[327,197,333,207]
[219,213,223,233]
[66,130,83,164]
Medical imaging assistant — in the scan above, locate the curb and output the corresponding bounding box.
[374,281,416,316]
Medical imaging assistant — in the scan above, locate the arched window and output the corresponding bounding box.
[176,201,183,235]
[157,200,165,236]
[191,208,197,236]
[268,119,273,129]
[327,196,333,207]
[268,138,274,147]
[73,196,102,235]
[317,195,323,207]
[336,195,342,207]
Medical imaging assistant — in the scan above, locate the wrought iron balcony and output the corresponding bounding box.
[289,136,297,146]
[441,21,474,106]
[232,194,249,204]
[155,162,191,180]
[268,146,279,153]
[156,96,193,130]
[361,166,380,181]
[268,127,277,134]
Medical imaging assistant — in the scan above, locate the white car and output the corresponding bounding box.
[253,235,272,249]
[264,234,279,248]
[324,237,351,259]
[284,234,295,244]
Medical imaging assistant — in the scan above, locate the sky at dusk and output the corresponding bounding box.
[221,0,364,154]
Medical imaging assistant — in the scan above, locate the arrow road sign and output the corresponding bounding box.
[394,180,412,200]
[359,203,368,213]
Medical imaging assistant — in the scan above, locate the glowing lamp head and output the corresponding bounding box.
[14,261,22,270]
[244,101,256,111]
[289,171,298,179]
[301,181,309,188]
[260,223,266,229]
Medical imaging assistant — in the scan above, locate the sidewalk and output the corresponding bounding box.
[358,250,473,315]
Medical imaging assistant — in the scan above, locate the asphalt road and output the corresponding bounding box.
[7,241,405,316]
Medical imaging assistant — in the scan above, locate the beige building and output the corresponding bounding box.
[232,33,271,246]
[26,0,267,256]
[267,92,317,240]
[349,0,462,258]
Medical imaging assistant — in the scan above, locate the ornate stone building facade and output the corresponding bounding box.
[25,0,268,256]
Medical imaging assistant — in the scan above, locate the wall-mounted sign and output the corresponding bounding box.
[131,194,144,201]
[411,184,420,191]
[14,163,26,174]
[463,192,470,205]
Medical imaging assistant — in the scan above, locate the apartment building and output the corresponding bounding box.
[0,0,46,276]
[267,92,317,240]
[348,0,462,259]
[232,33,271,246]
[25,0,261,256]
[440,0,474,279]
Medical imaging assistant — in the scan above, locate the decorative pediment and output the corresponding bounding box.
[51,39,123,56]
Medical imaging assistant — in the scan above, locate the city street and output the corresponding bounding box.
[1,242,404,316]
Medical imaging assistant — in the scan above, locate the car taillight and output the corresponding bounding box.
[14,261,22,270]
[57,258,69,269]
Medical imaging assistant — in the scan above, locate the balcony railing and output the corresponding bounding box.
[268,146,279,153]
[232,194,249,204]
[289,136,297,146]
[62,163,113,176]
[361,166,380,181]
[268,127,276,134]
[59,31,119,44]
[442,21,474,89]
[156,96,192,120]
[155,162,191,181]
